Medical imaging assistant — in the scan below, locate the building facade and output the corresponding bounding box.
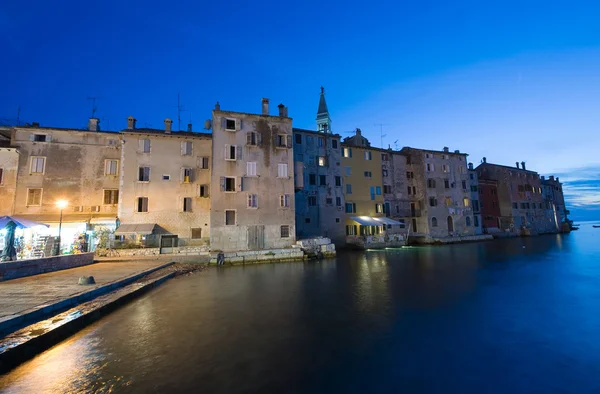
[117,117,212,248]
[468,163,482,235]
[0,128,18,216]
[210,99,296,252]
[478,178,501,232]
[541,175,568,228]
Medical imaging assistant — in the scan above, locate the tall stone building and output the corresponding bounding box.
[210,99,296,252]
[293,88,345,245]
[0,128,18,216]
[541,175,568,228]
[382,150,411,225]
[468,163,483,235]
[117,117,212,249]
[400,147,475,241]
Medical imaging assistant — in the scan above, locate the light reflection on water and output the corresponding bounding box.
[2,225,600,393]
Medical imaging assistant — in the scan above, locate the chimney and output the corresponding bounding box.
[443,147,449,152]
[468,163,473,170]
[214,101,221,111]
[262,98,269,115]
[164,118,172,134]
[278,103,285,117]
[187,123,192,132]
[521,161,526,170]
[541,176,545,181]
[549,176,555,181]
[283,106,288,118]
[482,157,487,163]
[516,162,520,169]
[556,177,559,182]
[88,118,100,132]
[356,128,362,136]
[127,116,136,130]
[454,150,460,154]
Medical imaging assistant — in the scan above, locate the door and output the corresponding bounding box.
[160,235,178,254]
[447,216,454,233]
[411,218,417,233]
[247,225,265,250]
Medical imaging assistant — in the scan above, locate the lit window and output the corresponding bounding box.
[343,147,352,158]
[318,156,327,166]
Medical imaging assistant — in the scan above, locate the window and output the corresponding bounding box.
[466,216,471,226]
[103,189,119,205]
[441,154,449,160]
[308,156,314,165]
[406,171,414,179]
[442,164,450,173]
[412,186,416,194]
[375,203,383,213]
[136,197,148,212]
[163,175,170,180]
[32,134,48,142]
[471,185,478,192]
[278,163,288,178]
[462,180,467,190]
[460,166,467,174]
[474,216,479,227]
[307,136,313,145]
[335,176,342,186]
[370,186,376,200]
[298,154,304,162]
[318,156,327,167]
[345,202,356,213]
[199,184,209,197]
[343,147,352,158]
[326,197,333,205]
[345,167,351,176]
[182,168,193,183]
[513,202,518,209]
[225,119,236,131]
[247,162,257,176]
[346,225,357,235]
[376,186,381,195]
[396,205,400,214]
[247,194,258,208]
[30,157,45,174]
[0,168,3,185]
[309,174,316,185]
[364,151,372,160]
[469,173,474,180]
[199,157,210,169]
[472,200,479,211]
[382,169,388,177]
[346,184,352,194]
[381,153,389,161]
[383,185,392,194]
[429,197,437,207]
[308,196,317,206]
[183,197,193,212]
[426,163,434,172]
[182,141,193,155]
[318,137,324,147]
[305,218,311,223]
[336,217,341,223]
[138,167,150,182]
[295,134,302,144]
[319,175,326,186]
[26,188,42,206]
[445,197,453,206]
[431,217,438,227]
[332,139,338,149]
[427,179,436,188]
[407,186,412,195]
[364,171,372,178]
[280,225,290,238]
[444,179,450,189]
[225,210,236,225]
[104,159,118,176]
[463,198,470,207]
[225,144,238,160]
[247,132,259,146]
[280,194,290,208]
[224,177,236,192]
[336,197,342,206]
[191,228,202,239]
[139,139,151,153]
[276,134,292,148]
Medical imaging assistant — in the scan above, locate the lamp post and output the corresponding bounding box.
[55,200,68,256]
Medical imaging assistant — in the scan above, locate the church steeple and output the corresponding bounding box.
[316,86,332,133]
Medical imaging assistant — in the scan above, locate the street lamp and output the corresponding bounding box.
[55,200,68,256]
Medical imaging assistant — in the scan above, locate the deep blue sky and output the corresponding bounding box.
[1,0,599,219]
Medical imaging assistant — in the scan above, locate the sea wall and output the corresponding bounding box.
[0,253,94,281]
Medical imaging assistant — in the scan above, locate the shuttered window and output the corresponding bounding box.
[247,162,257,176]
[26,188,42,206]
[199,157,209,169]
[136,197,149,212]
[104,159,118,176]
[30,157,45,174]
[277,164,288,178]
[138,167,150,182]
[181,141,193,155]
[139,139,151,153]
[103,189,119,205]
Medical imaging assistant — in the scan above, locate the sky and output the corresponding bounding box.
[1,0,599,220]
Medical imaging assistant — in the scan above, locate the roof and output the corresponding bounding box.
[213,109,293,120]
[475,161,538,174]
[317,86,329,115]
[121,128,212,139]
[114,223,170,235]
[292,127,341,138]
[15,125,119,134]
[400,146,468,156]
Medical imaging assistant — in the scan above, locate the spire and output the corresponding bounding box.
[316,86,332,133]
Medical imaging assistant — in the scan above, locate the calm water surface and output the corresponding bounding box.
[2,223,600,393]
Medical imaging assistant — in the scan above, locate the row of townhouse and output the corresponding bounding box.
[0,88,569,255]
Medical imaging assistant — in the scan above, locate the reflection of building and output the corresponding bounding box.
[117,117,212,248]
[293,88,345,245]
[468,163,482,234]
[9,120,121,252]
[210,99,296,252]
[400,147,475,241]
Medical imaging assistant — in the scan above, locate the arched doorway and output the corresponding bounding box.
[447,216,454,232]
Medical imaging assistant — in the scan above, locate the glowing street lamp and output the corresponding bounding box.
[55,200,68,256]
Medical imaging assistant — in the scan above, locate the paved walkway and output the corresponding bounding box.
[0,261,167,321]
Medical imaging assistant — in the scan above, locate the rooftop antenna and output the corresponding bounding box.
[374,123,389,149]
[175,93,188,131]
[87,97,99,118]
[394,139,399,150]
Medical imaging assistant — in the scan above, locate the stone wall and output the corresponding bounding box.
[0,253,94,281]
[296,237,336,258]
[96,245,209,257]
[210,248,304,264]
[346,234,406,249]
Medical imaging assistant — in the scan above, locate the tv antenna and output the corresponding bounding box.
[374,123,389,148]
[394,139,399,150]
[175,93,188,131]
[87,97,100,118]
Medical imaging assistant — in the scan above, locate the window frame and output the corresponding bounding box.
[225,209,236,225]
[280,225,290,238]
[136,197,149,212]
[138,166,151,182]
[182,197,193,212]
[104,159,119,176]
[103,189,119,205]
[30,156,46,174]
[26,188,43,206]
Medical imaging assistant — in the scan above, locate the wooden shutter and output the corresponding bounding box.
[239,177,244,191]
[257,132,262,145]
[29,134,35,141]
[220,176,225,191]
[286,135,292,148]
[203,157,209,169]
[247,132,252,145]
[235,119,241,131]
[221,117,227,129]
[236,145,242,160]
[224,145,230,160]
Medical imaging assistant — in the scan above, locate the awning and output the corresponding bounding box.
[0,216,49,229]
[373,217,404,226]
[90,217,117,225]
[114,223,157,235]
[350,216,381,226]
